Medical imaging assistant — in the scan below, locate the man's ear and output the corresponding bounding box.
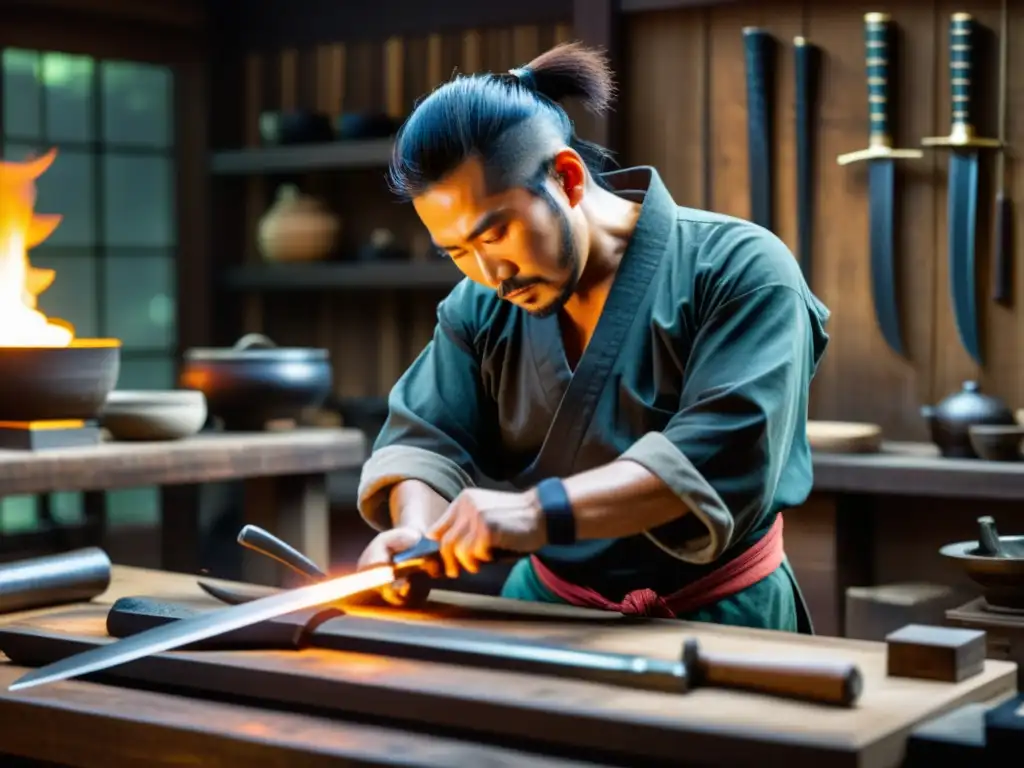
[552,148,586,207]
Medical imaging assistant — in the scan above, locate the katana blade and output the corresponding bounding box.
[7,564,397,691]
[948,151,981,362]
[868,160,903,354]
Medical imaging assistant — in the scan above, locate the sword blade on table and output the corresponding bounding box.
[743,27,774,231]
[6,564,398,692]
[922,12,1001,366]
[837,13,922,357]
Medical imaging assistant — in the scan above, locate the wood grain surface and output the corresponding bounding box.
[0,567,1016,768]
[0,428,365,495]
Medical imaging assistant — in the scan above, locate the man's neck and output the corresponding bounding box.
[563,185,642,323]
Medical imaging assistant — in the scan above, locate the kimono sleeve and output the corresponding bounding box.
[357,307,496,531]
[621,245,828,564]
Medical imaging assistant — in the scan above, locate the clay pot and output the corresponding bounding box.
[257,185,340,263]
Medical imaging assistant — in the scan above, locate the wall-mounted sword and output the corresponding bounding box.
[743,27,775,232]
[794,36,820,284]
[922,12,1001,365]
[838,12,922,358]
[992,0,1012,304]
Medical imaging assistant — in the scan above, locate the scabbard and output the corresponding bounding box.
[743,28,775,231]
[0,547,111,614]
[794,38,818,282]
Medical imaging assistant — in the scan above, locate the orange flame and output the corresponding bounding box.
[0,147,73,347]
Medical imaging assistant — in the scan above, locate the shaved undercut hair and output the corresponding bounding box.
[387,42,617,200]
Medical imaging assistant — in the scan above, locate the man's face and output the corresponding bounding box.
[413,156,583,317]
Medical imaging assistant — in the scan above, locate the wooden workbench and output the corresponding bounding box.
[0,566,1016,767]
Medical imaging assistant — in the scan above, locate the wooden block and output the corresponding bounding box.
[886,624,987,682]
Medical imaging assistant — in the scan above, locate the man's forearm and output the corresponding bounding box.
[554,459,691,540]
[388,479,451,532]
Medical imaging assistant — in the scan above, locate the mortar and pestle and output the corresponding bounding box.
[939,516,1024,610]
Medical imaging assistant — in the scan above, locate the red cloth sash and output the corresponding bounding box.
[529,514,785,618]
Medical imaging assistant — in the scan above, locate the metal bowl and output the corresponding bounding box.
[939,536,1024,609]
[179,334,332,431]
[0,339,121,421]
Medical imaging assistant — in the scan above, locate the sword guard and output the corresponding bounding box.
[837,146,923,166]
[922,123,1001,149]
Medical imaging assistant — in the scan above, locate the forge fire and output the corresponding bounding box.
[0,147,74,347]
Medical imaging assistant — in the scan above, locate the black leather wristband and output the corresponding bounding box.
[535,477,576,546]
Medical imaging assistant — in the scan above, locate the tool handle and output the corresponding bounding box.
[392,536,521,571]
[993,191,1013,303]
[950,13,974,127]
[743,27,774,229]
[686,640,863,707]
[237,524,326,581]
[864,13,892,141]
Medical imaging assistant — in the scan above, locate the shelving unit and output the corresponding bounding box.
[210,138,394,175]
[223,260,462,292]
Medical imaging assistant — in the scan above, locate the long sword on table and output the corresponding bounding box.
[838,12,923,357]
[923,12,1001,365]
[5,537,467,692]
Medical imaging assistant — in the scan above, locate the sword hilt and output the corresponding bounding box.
[837,13,922,166]
[922,13,1000,149]
[866,12,893,145]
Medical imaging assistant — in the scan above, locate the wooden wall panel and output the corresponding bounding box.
[237,25,565,401]
[621,0,1024,441]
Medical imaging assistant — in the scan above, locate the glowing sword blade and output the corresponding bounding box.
[7,565,397,692]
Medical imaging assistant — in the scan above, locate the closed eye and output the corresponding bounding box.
[479,224,509,245]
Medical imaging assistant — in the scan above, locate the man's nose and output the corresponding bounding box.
[476,253,517,286]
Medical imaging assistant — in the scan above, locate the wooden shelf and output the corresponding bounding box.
[222,261,463,292]
[210,139,394,175]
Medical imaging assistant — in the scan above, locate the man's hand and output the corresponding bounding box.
[427,488,546,578]
[356,526,436,606]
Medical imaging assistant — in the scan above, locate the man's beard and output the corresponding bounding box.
[497,185,579,318]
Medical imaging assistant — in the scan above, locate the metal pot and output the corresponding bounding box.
[179,334,332,431]
[0,340,121,421]
[920,380,1016,458]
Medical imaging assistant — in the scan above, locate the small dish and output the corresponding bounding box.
[99,389,208,441]
[967,424,1024,462]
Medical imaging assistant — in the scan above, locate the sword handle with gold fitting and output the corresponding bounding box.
[837,13,923,166]
[922,13,1000,149]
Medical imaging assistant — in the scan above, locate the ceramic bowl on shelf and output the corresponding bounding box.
[968,424,1024,462]
[99,389,208,441]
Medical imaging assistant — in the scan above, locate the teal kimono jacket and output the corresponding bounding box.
[358,167,831,623]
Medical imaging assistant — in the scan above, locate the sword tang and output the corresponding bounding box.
[743,27,774,231]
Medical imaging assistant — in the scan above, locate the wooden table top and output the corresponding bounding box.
[0,428,366,495]
[0,566,1016,767]
[813,441,1024,500]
